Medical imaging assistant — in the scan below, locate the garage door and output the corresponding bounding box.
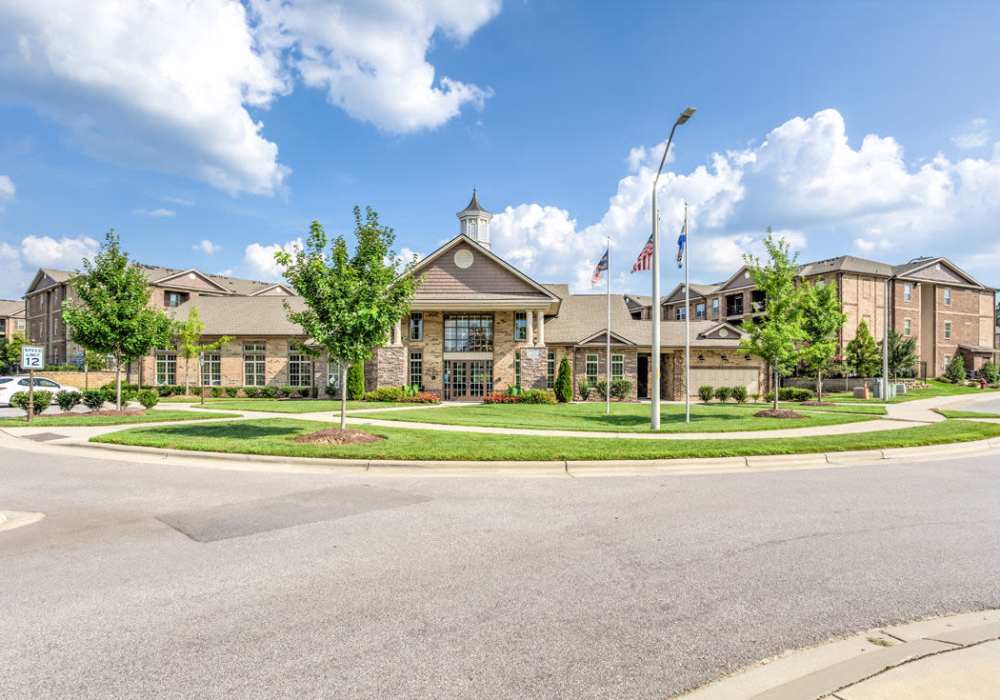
[688,368,760,395]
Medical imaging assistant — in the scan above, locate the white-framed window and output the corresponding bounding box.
[156,352,177,385]
[611,353,624,380]
[903,318,912,336]
[409,313,423,341]
[586,353,598,384]
[695,302,706,320]
[288,347,313,387]
[409,351,423,389]
[943,287,952,306]
[943,354,951,366]
[16,318,25,330]
[944,321,952,339]
[546,351,555,388]
[243,342,266,386]
[514,312,528,341]
[201,352,221,386]
[514,351,522,386]
[711,298,720,317]
[675,306,687,321]
[903,283,912,302]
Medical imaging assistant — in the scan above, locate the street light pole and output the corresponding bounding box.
[651,107,696,431]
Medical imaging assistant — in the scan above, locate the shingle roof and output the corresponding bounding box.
[0,299,24,317]
[37,264,278,296]
[797,255,896,277]
[169,296,307,336]
[544,293,745,347]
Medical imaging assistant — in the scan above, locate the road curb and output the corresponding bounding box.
[678,609,1000,699]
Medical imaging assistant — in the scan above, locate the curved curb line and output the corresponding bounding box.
[7,432,997,477]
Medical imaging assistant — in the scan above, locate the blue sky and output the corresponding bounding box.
[1,1,999,299]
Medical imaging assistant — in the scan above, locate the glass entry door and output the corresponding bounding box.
[444,360,493,400]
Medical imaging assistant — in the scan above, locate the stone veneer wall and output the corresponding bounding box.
[667,348,767,401]
[365,346,406,392]
[571,347,639,400]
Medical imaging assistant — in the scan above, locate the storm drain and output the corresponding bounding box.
[23,432,69,442]
[157,485,431,542]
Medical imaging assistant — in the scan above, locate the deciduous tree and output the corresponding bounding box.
[800,280,846,401]
[172,307,231,394]
[276,208,419,430]
[62,231,173,410]
[845,320,881,378]
[887,329,918,381]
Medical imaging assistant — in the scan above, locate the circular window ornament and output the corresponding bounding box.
[454,249,474,269]
[719,328,730,338]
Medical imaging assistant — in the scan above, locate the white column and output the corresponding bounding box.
[525,310,534,346]
[537,311,545,346]
[393,319,402,346]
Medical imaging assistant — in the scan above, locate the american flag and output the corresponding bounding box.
[591,247,609,285]
[631,233,654,273]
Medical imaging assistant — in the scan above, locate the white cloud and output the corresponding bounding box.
[491,109,1000,292]
[952,118,990,150]
[251,0,500,133]
[0,0,289,195]
[0,175,14,204]
[0,234,99,297]
[134,208,176,218]
[164,196,195,207]
[194,239,222,255]
[244,238,303,280]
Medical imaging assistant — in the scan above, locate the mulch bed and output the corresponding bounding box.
[293,429,385,446]
[754,409,806,419]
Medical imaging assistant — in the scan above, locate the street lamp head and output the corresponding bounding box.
[676,107,696,125]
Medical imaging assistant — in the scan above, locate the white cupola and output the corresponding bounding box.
[457,189,492,249]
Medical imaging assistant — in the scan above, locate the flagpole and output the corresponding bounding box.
[684,201,691,424]
[606,236,611,416]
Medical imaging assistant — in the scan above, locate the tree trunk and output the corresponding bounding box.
[115,358,122,411]
[816,369,823,403]
[185,358,191,395]
[339,363,347,431]
[773,364,779,410]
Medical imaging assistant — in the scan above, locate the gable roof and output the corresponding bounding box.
[167,296,307,336]
[0,299,24,317]
[250,283,296,296]
[148,267,232,293]
[406,234,559,304]
[798,255,896,278]
[662,282,721,305]
[892,257,989,289]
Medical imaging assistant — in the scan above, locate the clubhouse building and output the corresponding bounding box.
[19,192,999,399]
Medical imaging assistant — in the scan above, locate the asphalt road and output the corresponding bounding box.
[3,446,1000,698]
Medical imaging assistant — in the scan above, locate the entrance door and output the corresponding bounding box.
[637,354,649,399]
[444,360,494,400]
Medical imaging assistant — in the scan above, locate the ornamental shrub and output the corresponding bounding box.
[764,387,815,402]
[210,386,224,398]
[554,357,573,403]
[409,392,440,404]
[698,385,714,403]
[732,385,748,404]
[520,388,557,404]
[610,379,632,401]
[714,386,732,403]
[55,390,82,412]
[11,390,53,415]
[137,389,159,409]
[244,386,260,398]
[82,389,108,411]
[944,355,966,383]
[577,380,591,401]
[280,386,296,398]
[484,391,518,404]
[365,387,405,402]
[297,387,311,398]
[982,360,1000,385]
[225,386,239,398]
[347,362,365,400]
[324,382,337,398]
[261,385,279,399]
[594,380,609,401]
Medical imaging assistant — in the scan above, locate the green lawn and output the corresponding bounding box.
[90,418,1000,461]
[825,379,1000,404]
[935,409,1000,419]
[777,402,887,415]
[353,401,877,433]
[0,410,240,427]
[173,399,439,413]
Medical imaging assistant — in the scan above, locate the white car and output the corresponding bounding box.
[0,376,81,406]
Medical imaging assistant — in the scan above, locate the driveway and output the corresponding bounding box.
[3,445,1000,697]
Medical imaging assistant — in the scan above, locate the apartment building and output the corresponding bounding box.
[660,255,997,378]
[0,298,26,343]
[19,193,766,399]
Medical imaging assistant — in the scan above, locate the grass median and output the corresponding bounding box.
[89,417,1000,461]
[825,379,1000,404]
[936,409,1000,419]
[0,410,241,427]
[168,399,438,413]
[353,402,879,433]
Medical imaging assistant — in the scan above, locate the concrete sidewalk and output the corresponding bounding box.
[680,610,1000,699]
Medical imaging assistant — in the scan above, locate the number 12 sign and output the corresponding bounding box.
[21,345,44,371]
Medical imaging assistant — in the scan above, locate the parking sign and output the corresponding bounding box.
[21,345,44,370]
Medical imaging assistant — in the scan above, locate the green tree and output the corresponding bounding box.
[172,307,232,394]
[0,331,26,374]
[887,329,918,380]
[845,320,881,378]
[981,360,999,385]
[347,361,366,400]
[62,230,173,410]
[738,232,806,410]
[944,354,966,383]
[275,208,419,429]
[554,356,572,403]
[799,280,846,402]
